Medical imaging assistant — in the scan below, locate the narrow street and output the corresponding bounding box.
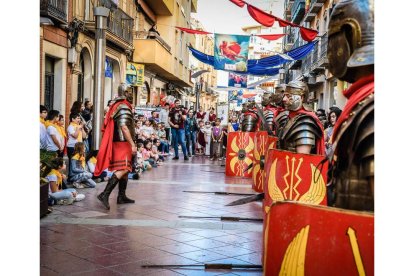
[40,157,263,276]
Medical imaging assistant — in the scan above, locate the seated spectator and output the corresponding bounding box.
[86,150,110,183]
[143,140,157,168]
[136,142,151,172]
[141,119,155,140]
[152,143,164,164]
[69,142,96,189]
[47,157,85,205]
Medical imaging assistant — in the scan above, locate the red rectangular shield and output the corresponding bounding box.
[263,149,328,213]
[263,202,374,276]
[225,132,255,177]
[252,132,277,192]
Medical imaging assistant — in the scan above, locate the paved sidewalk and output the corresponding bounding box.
[40,156,263,275]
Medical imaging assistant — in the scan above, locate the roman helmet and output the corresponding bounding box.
[271,84,286,105]
[284,80,311,111]
[327,0,374,83]
[118,83,133,103]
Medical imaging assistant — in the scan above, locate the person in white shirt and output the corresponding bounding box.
[45,110,65,157]
[40,105,48,150]
[159,103,171,143]
[140,119,155,140]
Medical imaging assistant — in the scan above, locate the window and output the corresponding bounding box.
[44,56,55,111]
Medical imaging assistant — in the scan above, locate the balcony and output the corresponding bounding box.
[107,8,134,45]
[309,0,324,14]
[291,0,306,24]
[40,0,68,24]
[145,0,174,16]
[310,33,328,72]
[303,12,317,22]
[133,34,191,88]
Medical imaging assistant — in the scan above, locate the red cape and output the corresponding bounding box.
[332,74,374,142]
[94,99,132,176]
[289,108,325,156]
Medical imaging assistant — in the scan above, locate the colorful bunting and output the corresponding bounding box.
[227,0,318,42]
[175,26,212,35]
[229,0,246,8]
[255,34,285,41]
[246,4,275,27]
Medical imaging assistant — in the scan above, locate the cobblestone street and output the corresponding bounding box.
[40,156,264,275]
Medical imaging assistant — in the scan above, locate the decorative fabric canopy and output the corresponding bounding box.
[188,41,317,76]
[176,26,285,41]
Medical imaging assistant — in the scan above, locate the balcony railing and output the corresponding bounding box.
[107,8,133,44]
[312,40,319,63]
[134,32,172,53]
[320,32,328,56]
[291,0,305,24]
[40,0,68,23]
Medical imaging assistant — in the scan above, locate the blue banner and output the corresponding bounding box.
[189,41,317,76]
[105,57,113,78]
[214,34,249,72]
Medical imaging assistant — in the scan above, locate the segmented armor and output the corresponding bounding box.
[331,94,374,211]
[241,112,259,132]
[241,102,259,132]
[112,99,134,142]
[327,0,375,211]
[278,114,323,154]
[263,108,276,132]
[273,110,289,141]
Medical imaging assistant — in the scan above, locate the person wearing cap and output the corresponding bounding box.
[95,84,136,210]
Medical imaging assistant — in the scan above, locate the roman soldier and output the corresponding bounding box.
[275,80,325,155]
[240,101,259,132]
[95,84,136,210]
[262,84,286,134]
[328,0,374,211]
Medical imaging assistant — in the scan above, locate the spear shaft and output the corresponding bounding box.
[178,215,263,222]
[142,263,263,270]
[183,191,256,196]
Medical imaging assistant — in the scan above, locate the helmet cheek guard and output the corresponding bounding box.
[328,30,351,80]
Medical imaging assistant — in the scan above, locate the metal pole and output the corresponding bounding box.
[195,79,200,112]
[92,6,110,150]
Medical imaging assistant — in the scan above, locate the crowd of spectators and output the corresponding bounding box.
[40,97,342,209]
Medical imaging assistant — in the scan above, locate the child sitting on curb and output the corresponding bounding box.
[47,157,85,205]
[69,142,96,189]
[86,150,110,183]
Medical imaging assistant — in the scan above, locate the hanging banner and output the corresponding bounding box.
[126,63,145,86]
[105,57,113,78]
[217,103,229,126]
[214,34,249,72]
[228,73,247,88]
[228,90,244,106]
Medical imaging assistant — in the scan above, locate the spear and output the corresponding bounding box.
[142,263,263,270]
[225,193,265,206]
[178,215,263,222]
[183,191,257,196]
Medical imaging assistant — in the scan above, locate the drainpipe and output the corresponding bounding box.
[92,6,110,150]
